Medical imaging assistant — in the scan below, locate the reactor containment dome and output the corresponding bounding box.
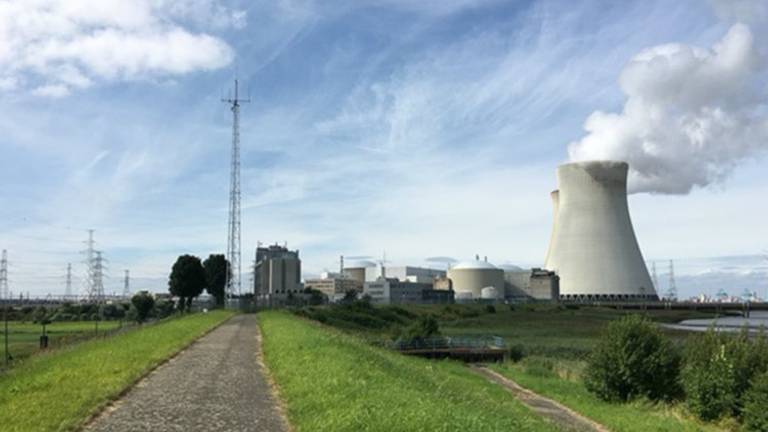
[448,260,505,300]
[544,161,657,301]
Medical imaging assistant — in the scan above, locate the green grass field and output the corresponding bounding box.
[259,311,558,432]
[293,303,729,430]
[491,360,723,432]
[0,310,234,432]
[1,320,123,363]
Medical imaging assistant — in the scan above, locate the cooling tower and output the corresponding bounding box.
[544,161,657,301]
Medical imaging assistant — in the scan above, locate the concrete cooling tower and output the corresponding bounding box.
[544,161,657,301]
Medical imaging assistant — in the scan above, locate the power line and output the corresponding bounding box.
[222,77,249,298]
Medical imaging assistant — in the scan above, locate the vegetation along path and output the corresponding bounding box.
[85,314,288,432]
[471,365,610,432]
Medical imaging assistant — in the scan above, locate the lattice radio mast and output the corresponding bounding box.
[222,78,249,298]
[0,250,8,300]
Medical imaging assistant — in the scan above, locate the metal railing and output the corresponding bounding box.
[392,335,504,351]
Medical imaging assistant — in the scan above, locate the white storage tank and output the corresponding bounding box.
[448,260,505,299]
[480,286,500,300]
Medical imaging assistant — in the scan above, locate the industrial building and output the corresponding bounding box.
[352,264,446,284]
[447,259,505,301]
[544,161,657,301]
[253,244,302,303]
[363,277,453,305]
[504,268,559,301]
[304,276,362,302]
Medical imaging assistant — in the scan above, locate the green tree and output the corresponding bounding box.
[130,291,155,323]
[203,254,229,307]
[584,314,681,402]
[169,254,206,311]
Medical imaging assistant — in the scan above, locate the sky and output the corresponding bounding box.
[0,0,766,300]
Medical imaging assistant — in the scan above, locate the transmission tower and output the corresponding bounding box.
[666,259,678,301]
[123,269,130,298]
[92,251,106,303]
[82,229,96,299]
[65,263,72,298]
[1,249,8,300]
[222,78,249,298]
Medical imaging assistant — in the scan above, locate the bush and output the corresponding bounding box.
[508,344,525,363]
[743,371,768,431]
[584,314,681,402]
[131,292,155,323]
[682,329,768,421]
[485,305,496,314]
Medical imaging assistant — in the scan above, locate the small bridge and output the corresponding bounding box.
[392,335,506,363]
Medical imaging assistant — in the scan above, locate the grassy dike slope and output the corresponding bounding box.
[259,311,556,432]
[0,310,235,432]
[491,362,723,432]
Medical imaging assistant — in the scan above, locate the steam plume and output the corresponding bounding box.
[568,24,768,194]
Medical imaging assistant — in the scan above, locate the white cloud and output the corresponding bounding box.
[0,0,242,96]
[31,83,70,98]
[569,24,768,194]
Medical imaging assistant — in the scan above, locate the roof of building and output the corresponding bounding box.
[451,260,499,270]
[344,260,377,269]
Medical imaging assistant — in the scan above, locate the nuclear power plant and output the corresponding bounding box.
[544,161,658,301]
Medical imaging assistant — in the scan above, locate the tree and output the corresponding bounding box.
[203,254,229,307]
[584,314,681,402]
[131,291,155,323]
[169,255,206,312]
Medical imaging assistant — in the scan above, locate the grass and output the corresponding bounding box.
[259,311,558,432]
[0,310,235,432]
[491,360,724,432]
[292,303,730,430]
[1,320,123,362]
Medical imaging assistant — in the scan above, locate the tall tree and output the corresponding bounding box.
[203,254,229,307]
[168,255,206,311]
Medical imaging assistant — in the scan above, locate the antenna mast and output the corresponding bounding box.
[222,78,249,298]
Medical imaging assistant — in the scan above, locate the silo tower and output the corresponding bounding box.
[544,161,657,301]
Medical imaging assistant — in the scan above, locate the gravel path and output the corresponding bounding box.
[85,314,289,432]
[471,365,609,432]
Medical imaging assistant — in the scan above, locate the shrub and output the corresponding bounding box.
[131,291,155,323]
[508,344,525,363]
[682,329,768,421]
[584,314,681,402]
[485,305,496,314]
[743,371,768,431]
[682,330,737,421]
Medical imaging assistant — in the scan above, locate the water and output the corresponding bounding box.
[662,311,768,333]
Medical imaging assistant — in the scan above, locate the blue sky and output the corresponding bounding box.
[1,0,766,300]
